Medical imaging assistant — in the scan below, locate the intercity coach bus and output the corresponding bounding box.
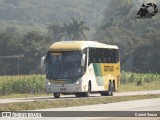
[45,41,120,98]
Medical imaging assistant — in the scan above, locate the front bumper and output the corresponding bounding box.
[46,83,82,93]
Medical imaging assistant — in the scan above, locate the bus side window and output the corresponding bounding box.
[102,51,106,63]
[89,48,119,64]
[89,48,92,64]
[89,48,96,64]
[97,49,102,63]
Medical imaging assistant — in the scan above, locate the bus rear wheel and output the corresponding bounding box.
[54,93,60,98]
[100,83,114,96]
[107,83,114,96]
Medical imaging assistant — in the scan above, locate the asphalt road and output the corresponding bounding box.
[0,90,160,104]
[1,98,160,120]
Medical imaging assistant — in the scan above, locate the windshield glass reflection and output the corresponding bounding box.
[46,51,82,79]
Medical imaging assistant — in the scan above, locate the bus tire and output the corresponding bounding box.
[75,93,81,98]
[100,92,105,96]
[113,80,116,92]
[107,83,114,96]
[54,93,60,98]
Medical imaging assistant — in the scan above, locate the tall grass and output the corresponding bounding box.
[0,72,160,96]
[0,75,45,96]
[120,71,160,84]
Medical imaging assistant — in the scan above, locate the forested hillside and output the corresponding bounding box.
[0,0,107,29]
[0,0,160,75]
[0,0,108,75]
[94,0,160,73]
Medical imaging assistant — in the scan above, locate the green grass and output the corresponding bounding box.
[118,81,160,92]
[119,72,160,92]
[1,94,160,111]
[120,72,160,84]
[1,80,159,98]
[0,72,159,111]
[0,72,159,98]
[0,75,46,96]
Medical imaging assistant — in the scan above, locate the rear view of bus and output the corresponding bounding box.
[45,41,120,98]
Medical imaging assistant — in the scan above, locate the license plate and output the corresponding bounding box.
[60,88,66,91]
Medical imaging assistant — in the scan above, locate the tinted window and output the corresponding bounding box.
[89,48,119,64]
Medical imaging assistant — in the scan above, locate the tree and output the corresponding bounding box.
[21,31,49,74]
[0,32,22,75]
[94,0,160,73]
[4,0,20,6]
[47,23,63,42]
[48,17,90,41]
[68,17,90,40]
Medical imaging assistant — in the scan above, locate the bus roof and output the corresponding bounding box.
[49,41,118,51]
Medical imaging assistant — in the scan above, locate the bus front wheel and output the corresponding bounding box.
[100,83,114,96]
[84,81,91,97]
[75,93,83,97]
[54,93,60,98]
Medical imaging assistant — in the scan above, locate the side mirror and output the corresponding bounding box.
[81,54,86,67]
[41,55,46,68]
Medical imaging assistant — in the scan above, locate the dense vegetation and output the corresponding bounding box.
[0,0,160,75]
[94,0,160,73]
[0,0,106,75]
[0,0,106,27]
[0,75,45,96]
[0,72,159,96]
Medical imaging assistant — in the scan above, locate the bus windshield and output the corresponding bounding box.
[46,51,82,79]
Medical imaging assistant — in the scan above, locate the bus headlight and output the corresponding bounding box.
[75,81,80,85]
[48,82,51,85]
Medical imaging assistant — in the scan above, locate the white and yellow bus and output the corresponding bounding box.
[45,41,120,98]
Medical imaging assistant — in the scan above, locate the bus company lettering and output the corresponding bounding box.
[104,66,114,72]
